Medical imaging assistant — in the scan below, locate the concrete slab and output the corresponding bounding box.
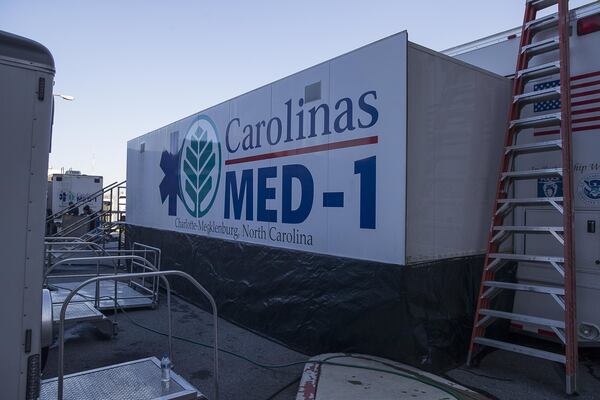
[296,353,487,400]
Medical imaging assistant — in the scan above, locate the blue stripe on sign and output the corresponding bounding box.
[323,192,344,207]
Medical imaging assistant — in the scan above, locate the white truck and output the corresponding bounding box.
[47,170,104,215]
[0,30,55,398]
[127,29,512,369]
[445,2,600,344]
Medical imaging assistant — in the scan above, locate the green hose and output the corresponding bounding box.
[50,284,477,399]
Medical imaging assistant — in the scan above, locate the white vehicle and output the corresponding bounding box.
[47,170,103,215]
[445,2,600,344]
[127,30,512,368]
[0,30,55,398]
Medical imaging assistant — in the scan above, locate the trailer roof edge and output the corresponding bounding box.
[442,1,600,57]
[0,30,55,71]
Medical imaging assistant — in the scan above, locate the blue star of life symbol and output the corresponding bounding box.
[159,148,181,216]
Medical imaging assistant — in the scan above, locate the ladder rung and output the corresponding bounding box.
[517,61,560,81]
[495,196,564,216]
[505,139,562,154]
[527,0,559,10]
[497,197,563,205]
[483,280,565,295]
[501,168,562,180]
[489,253,564,263]
[479,308,565,328]
[492,225,563,233]
[473,337,566,363]
[513,87,561,105]
[521,37,560,57]
[525,14,559,33]
[510,112,561,130]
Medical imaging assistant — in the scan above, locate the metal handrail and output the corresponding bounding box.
[45,243,154,259]
[56,261,170,396]
[44,237,85,242]
[56,270,219,400]
[45,249,160,275]
[45,248,160,271]
[44,240,110,263]
[133,242,162,301]
[55,210,110,238]
[44,255,155,282]
[44,255,159,309]
[43,242,157,276]
[79,219,126,243]
[46,249,159,255]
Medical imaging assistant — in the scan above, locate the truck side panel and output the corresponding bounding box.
[0,60,54,398]
[406,44,511,263]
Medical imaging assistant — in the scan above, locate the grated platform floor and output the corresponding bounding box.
[52,301,104,323]
[50,280,155,311]
[40,357,200,400]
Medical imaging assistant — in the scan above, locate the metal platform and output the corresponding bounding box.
[40,357,202,400]
[51,280,155,311]
[52,301,104,323]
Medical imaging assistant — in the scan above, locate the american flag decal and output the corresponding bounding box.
[534,80,560,112]
[534,69,600,137]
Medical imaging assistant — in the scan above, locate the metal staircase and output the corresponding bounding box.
[467,0,577,394]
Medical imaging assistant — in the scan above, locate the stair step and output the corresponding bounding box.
[525,14,559,33]
[521,37,560,57]
[501,168,562,180]
[517,61,560,81]
[505,139,562,154]
[489,253,564,263]
[473,337,566,363]
[482,280,565,295]
[479,308,565,328]
[514,87,561,105]
[510,112,561,130]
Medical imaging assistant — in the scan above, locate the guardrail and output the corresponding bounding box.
[56,270,219,400]
[44,255,160,310]
[44,241,110,270]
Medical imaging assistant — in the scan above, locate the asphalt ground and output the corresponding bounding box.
[44,289,306,400]
[43,261,600,399]
[447,341,600,400]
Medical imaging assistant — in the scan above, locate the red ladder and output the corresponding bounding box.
[467,0,577,394]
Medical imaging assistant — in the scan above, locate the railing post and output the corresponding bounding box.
[56,270,217,400]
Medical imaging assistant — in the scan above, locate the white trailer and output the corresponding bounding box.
[445,2,600,344]
[126,31,512,367]
[47,171,103,215]
[127,31,511,267]
[0,30,55,399]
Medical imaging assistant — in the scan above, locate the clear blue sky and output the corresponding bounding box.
[1,0,593,184]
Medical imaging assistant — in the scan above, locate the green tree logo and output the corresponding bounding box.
[179,115,222,217]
